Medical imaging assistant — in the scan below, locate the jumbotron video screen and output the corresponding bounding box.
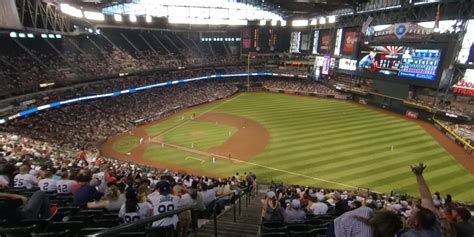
[358,45,442,81]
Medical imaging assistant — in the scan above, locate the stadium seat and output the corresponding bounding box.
[261,232,287,237]
[262,220,284,228]
[261,226,288,234]
[30,229,70,237]
[44,221,85,233]
[315,215,334,221]
[289,229,317,237]
[305,218,324,225]
[287,224,308,232]
[118,232,146,236]
[67,214,94,222]
[89,218,120,228]
[19,219,50,230]
[0,224,36,237]
[79,228,107,235]
[79,209,105,217]
[101,213,120,219]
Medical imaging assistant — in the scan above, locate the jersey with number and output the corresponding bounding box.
[119,202,153,224]
[56,180,76,193]
[38,178,58,192]
[13,174,38,189]
[149,194,180,228]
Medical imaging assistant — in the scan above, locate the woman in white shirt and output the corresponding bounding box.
[118,188,152,224]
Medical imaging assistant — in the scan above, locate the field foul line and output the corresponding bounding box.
[162,142,366,191]
[156,94,242,137]
[185,156,205,163]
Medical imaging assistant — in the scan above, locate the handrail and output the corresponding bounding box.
[86,205,192,237]
[212,189,244,237]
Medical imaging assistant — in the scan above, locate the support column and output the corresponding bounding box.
[120,33,140,53]
[138,34,158,54]
[152,34,172,55]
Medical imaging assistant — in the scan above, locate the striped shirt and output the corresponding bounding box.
[334,206,373,237]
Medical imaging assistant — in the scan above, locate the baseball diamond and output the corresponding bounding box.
[103,92,474,202]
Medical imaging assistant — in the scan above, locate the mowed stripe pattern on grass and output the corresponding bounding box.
[139,93,474,201]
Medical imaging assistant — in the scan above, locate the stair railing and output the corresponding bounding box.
[212,189,248,237]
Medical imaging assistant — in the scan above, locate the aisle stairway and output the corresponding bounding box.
[196,192,264,237]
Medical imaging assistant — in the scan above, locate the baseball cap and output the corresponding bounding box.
[156,181,171,194]
[266,191,276,199]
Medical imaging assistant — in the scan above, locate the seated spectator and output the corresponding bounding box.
[73,173,103,205]
[56,171,76,194]
[87,185,125,211]
[13,165,37,189]
[333,206,402,237]
[283,199,306,224]
[38,169,58,192]
[307,197,328,215]
[261,191,283,221]
[451,207,474,237]
[149,181,180,230]
[118,188,152,224]
[0,191,54,223]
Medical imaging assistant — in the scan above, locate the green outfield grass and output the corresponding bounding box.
[112,92,474,201]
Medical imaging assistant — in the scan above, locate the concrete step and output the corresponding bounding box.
[196,193,264,237]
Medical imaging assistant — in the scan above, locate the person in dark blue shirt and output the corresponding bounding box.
[73,173,103,205]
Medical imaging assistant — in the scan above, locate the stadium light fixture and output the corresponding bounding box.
[41,34,47,38]
[114,14,122,22]
[129,14,137,22]
[292,20,308,27]
[60,3,83,18]
[48,34,55,38]
[95,29,101,34]
[260,19,266,26]
[280,20,286,26]
[55,34,62,38]
[310,19,318,26]
[146,15,152,23]
[27,33,34,38]
[271,20,277,26]
[87,28,93,33]
[84,11,105,21]
[168,17,246,25]
[18,33,26,38]
[319,17,326,25]
[328,15,336,24]
[9,32,17,38]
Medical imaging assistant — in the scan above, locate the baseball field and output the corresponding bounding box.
[100,92,474,202]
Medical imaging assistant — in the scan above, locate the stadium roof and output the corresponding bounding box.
[62,0,369,19]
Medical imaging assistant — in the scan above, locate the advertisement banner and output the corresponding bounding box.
[319,30,331,54]
[242,39,251,49]
[343,32,358,54]
[405,110,419,119]
[321,55,330,75]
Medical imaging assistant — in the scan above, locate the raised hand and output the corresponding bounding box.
[410,163,426,176]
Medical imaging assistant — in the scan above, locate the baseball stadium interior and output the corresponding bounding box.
[1,0,474,236]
